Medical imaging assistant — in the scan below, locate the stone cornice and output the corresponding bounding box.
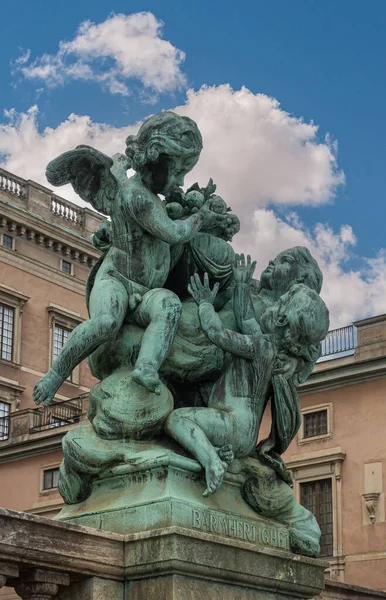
[0,508,124,579]
[353,314,386,328]
[287,447,346,471]
[0,198,101,266]
[0,432,65,464]
[299,355,386,395]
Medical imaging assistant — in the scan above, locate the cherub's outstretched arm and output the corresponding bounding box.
[129,193,229,244]
[189,273,255,359]
[233,254,262,336]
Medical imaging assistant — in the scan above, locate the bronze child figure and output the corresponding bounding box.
[33,112,229,407]
[165,259,329,497]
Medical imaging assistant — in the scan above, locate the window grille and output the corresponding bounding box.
[42,467,60,490]
[61,260,72,275]
[0,401,10,441]
[304,409,328,438]
[300,478,333,556]
[53,325,72,382]
[0,303,14,361]
[2,234,13,249]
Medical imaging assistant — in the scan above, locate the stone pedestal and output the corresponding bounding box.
[56,444,290,554]
[0,508,326,600]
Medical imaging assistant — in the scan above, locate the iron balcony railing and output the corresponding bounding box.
[29,397,83,433]
[320,324,357,358]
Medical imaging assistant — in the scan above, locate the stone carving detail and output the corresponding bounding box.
[34,111,330,558]
[13,569,69,600]
[363,492,381,523]
[14,581,59,600]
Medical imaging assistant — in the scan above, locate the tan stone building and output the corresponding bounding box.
[259,317,386,589]
[0,167,103,524]
[0,167,385,595]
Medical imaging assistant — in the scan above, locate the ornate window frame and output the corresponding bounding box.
[287,447,346,581]
[0,283,29,366]
[46,304,83,387]
[298,402,332,444]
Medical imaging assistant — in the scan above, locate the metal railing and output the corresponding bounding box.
[320,324,357,358]
[29,397,84,433]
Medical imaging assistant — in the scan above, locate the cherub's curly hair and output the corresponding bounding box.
[278,283,329,361]
[125,111,203,171]
[289,246,323,294]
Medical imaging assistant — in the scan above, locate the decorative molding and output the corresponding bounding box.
[290,447,345,566]
[363,492,381,524]
[46,303,83,324]
[287,446,346,473]
[298,402,333,445]
[0,431,65,463]
[299,356,386,395]
[0,283,29,364]
[0,198,101,265]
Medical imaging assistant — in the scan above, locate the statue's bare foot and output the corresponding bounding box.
[218,444,234,465]
[132,363,162,395]
[33,371,64,407]
[203,454,228,497]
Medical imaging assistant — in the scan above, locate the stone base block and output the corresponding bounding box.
[56,444,290,553]
[0,508,327,600]
[127,575,309,600]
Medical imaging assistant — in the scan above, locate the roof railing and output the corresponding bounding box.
[320,324,357,358]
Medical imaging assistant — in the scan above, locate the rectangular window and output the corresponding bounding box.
[2,234,13,249]
[304,409,328,438]
[0,303,14,361]
[300,478,333,556]
[53,325,72,382]
[61,260,72,275]
[0,401,10,441]
[42,467,60,490]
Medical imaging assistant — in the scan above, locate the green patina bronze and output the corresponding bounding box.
[34,110,329,558]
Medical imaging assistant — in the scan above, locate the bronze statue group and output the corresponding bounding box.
[34,112,329,557]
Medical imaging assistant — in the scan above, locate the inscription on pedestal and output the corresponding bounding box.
[192,509,289,550]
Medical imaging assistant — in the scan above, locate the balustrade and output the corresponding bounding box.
[320,324,357,358]
[50,196,83,226]
[0,170,26,198]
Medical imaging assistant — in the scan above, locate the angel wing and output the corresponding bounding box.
[46,145,120,216]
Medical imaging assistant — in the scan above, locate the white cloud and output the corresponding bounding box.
[176,85,344,214]
[15,12,186,97]
[13,49,31,66]
[235,209,386,328]
[0,85,384,326]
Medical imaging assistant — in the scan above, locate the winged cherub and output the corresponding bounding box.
[33,112,230,406]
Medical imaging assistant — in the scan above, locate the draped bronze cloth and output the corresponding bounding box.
[257,373,302,484]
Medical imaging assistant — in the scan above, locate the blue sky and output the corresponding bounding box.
[1,0,386,325]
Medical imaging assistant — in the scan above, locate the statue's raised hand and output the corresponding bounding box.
[188,273,220,306]
[233,254,256,284]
